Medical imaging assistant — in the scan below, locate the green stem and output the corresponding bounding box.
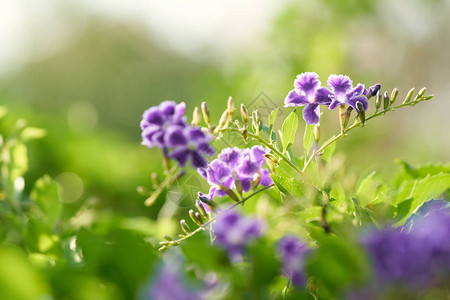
[161,184,274,250]
[145,164,179,206]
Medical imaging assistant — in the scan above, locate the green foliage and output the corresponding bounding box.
[281,110,298,153]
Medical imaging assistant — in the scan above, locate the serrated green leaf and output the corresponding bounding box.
[356,171,378,206]
[270,174,303,198]
[303,124,314,157]
[281,110,298,153]
[30,175,62,228]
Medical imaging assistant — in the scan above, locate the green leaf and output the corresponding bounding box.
[268,108,279,137]
[397,173,450,224]
[0,246,50,300]
[303,124,314,157]
[394,198,413,222]
[30,175,62,228]
[1,141,28,183]
[281,110,298,153]
[356,171,381,206]
[321,141,336,161]
[261,124,276,142]
[270,174,303,198]
[248,238,278,291]
[305,236,370,295]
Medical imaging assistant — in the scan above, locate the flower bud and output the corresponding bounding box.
[163,234,174,241]
[192,106,201,126]
[227,96,234,119]
[375,90,382,109]
[342,106,353,129]
[195,212,204,225]
[390,88,399,105]
[356,101,365,124]
[252,110,260,133]
[180,219,191,234]
[314,123,320,143]
[415,87,426,100]
[195,200,208,218]
[403,88,415,104]
[367,83,381,99]
[216,184,240,202]
[383,91,390,110]
[215,109,229,132]
[242,128,248,142]
[240,104,249,128]
[264,153,279,173]
[189,209,203,226]
[251,172,261,190]
[201,102,211,126]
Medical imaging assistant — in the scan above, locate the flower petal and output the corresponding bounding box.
[169,148,191,167]
[314,87,333,105]
[191,151,208,168]
[284,90,309,107]
[218,147,242,167]
[346,83,365,98]
[302,104,320,125]
[165,127,188,147]
[347,95,369,111]
[159,100,177,116]
[294,72,321,98]
[327,74,353,94]
[260,169,273,186]
[142,107,165,126]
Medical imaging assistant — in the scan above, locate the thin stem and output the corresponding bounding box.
[145,164,179,206]
[161,184,274,249]
[301,98,429,172]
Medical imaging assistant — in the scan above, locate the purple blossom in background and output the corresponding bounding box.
[213,210,263,262]
[284,72,333,125]
[278,236,309,287]
[141,101,187,148]
[361,200,450,292]
[165,126,215,168]
[198,146,273,200]
[145,262,200,300]
[326,74,368,111]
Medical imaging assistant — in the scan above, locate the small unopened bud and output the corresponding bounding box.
[367,83,381,99]
[356,101,365,124]
[201,102,211,126]
[192,106,201,126]
[151,173,159,188]
[314,123,320,143]
[242,128,248,142]
[216,184,240,201]
[264,153,279,173]
[195,200,208,218]
[415,87,426,100]
[215,109,229,132]
[240,104,249,128]
[227,96,234,119]
[251,172,261,190]
[180,219,191,234]
[383,91,390,110]
[403,88,415,104]
[390,88,398,105]
[375,90,382,109]
[163,234,173,241]
[342,106,353,129]
[189,209,203,226]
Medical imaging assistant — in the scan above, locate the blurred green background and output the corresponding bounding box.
[0,0,448,216]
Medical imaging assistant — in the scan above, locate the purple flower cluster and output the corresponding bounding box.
[141,101,214,168]
[362,200,450,291]
[278,236,310,287]
[285,72,378,125]
[213,210,264,262]
[198,146,273,200]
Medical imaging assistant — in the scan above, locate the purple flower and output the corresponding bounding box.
[284,72,333,125]
[364,83,381,98]
[362,227,433,288]
[145,262,200,300]
[141,101,187,148]
[165,126,215,168]
[198,146,273,200]
[326,74,368,111]
[213,210,263,262]
[278,236,309,287]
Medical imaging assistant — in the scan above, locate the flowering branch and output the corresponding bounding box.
[158,184,274,251]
